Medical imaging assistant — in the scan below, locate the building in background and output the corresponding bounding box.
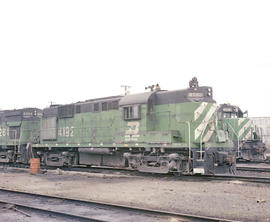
[250,117,270,152]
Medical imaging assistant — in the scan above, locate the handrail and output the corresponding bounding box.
[226,122,240,158]
[176,120,191,171]
[199,121,208,160]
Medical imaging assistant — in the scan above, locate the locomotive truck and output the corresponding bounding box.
[218,103,266,161]
[0,78,236,175]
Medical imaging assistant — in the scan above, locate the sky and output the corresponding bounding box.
[0,0,269,117]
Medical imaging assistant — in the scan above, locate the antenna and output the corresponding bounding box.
[145,84,161,91]
[121,85,131,95]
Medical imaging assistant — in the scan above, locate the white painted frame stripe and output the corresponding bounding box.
[238,120,252,138]
[194,102,208,121]
[195,104,217,140]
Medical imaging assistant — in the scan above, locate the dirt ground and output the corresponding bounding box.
[0,167,270,222]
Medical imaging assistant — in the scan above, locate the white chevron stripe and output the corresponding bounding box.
[195,104,217,140]
[244,130,252,140]
[238,120,252,139]
[194,102,208,121]
[238,118,245,126]
[203,129,215,142]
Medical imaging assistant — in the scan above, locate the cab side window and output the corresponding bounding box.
[123,105,141,120]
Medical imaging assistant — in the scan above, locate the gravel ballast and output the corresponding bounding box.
[0,167,269,222]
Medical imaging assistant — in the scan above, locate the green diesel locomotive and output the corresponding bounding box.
[32,78,235,174]
[0,108,42,164]
[218,104,266,161]
[0,79,236,175]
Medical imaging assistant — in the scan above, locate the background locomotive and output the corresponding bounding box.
[0,79,236,175]
[218,103,267,161]
[0,108,42,164]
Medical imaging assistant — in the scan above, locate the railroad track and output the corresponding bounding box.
[2,163,270,184]
[237,159,270,164]
[0,199,103,222]
[0,188,239,222]
[236,166,270,173]
[75,165,270,184]
[197,174,270,184]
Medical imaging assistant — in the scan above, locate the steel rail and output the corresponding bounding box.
[236,166,270,173]
[2,163,270,184]
[195,174,270,184]
[237,159,270,164]
[51,166,270,184]
[0,199,104,222]
[0,188,239,222]
[66,165,270,184]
